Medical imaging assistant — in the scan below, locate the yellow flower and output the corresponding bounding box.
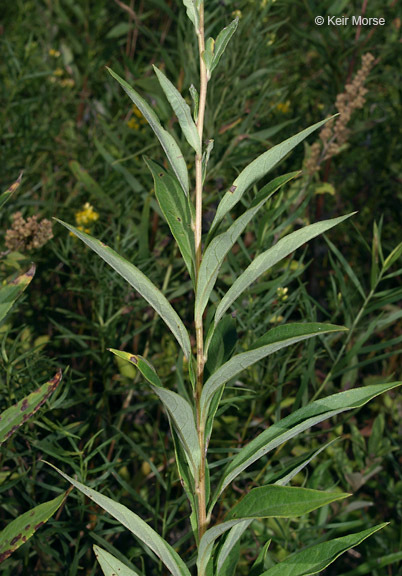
[276,100,291,114]
[74,203,99,227]
[269,315,284,324]
[127,117,140,130]
[53,67,64,77]
[48,49,61,58]
[231,9,242,19]
[60,78,75,88]
[277,286,289,301]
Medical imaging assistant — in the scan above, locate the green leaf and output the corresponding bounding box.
[196,173,298,324]
[108,349,163,388]
[215,213,354,326]
[94,545,141,576]
[216,520,253,574]
[1,172,22,211]
[50,466,191,576]
[153,66,201,154]
[107,350,200,477]
[0,492,65,562]
[152,386,201,478]
[210,117,335,234]
[203,37,215,79]
[55,220,191,359]
[212,382,401,507]
[201,323,346,426]
[107,67,189,195]
[0,370,62,446]
[189,84,199,123]
[227,485,349,519]
[383,241,402,272]
[249,540,271,576]
[69,161,114,210]
[257,524,387,576]
[198,520,245,576]
[145,159,195,282]
[181,0,199,29]
[325,235,366,300]
[210,18,239,75]
[0,264,36,325]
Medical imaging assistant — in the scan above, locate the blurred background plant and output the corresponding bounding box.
[0,0,400,574]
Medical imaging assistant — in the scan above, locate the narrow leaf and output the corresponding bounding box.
[1,172,22,210]
[201,323,346,425]
[210,18,239,74]
[213,382,401,505]
[210,117,335,233]
[196,173,298,324]
[227,485,349,519]
[0,264,36,324]
[94,545,141,576]
[215,213,354,325]
[216,520,253,574]
[50,466,191,576]
[108,349,162,388]
[0,492,66,563]
[326,236,366,300]
[257,524,387,576]
[181,0,199,29]
[55,220,191,359]
[198,520,245,576]
[274,439,339,486]
[189,84,199,123]
[107,67,189,195]
[69,161,114,209]
[153,66,201,154]
[145,159,195,282]
[0,370,62,445]
[107,351,200,477]
[383,242,402,272]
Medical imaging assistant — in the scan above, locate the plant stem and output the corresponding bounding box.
[194,3,208,543]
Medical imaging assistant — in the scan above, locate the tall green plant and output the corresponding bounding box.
[53,4,401,575]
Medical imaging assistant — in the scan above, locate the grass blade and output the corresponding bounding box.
[94,545,141,576]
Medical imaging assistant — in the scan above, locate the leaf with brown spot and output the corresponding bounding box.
[0,492,66,563]
[0,370,62,445]
[0,172,22,210]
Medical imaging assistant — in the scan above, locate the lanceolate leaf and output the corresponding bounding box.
[210,117,335,234]
[107,67,189,195]
[108,349,163,388]
[153,66,201,154]
[181,0,199,29]
[216,520,253,574]
[56,220,191,359]
[212,382,401,508]
[0,492,66,563]
[198,520,245,576]
[257,524,387,576]
[0,264,36,324]
[195,173,298,324]
[94,545,142,576]
[215,213,354,325]
[200,323,346,425]
[145,159,195,282]
[0,370,62,445]
[227,485,349,519]
[50,466,191,576]
[210,18,239,75]
[107,350,201,477]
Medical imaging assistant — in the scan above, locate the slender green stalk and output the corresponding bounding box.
[194,2,208,543]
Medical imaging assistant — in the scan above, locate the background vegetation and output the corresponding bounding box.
[1,0,401,574]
